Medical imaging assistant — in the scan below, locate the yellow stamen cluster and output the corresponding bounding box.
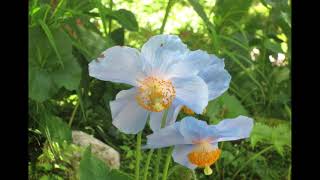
[182,106,195,115]
[136,77,175,112]
[188,142,221,175]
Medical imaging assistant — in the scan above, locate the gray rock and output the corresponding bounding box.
[72,130,120,169]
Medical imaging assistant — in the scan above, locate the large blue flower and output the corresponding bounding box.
[89,35,214,134]
[149,50,231,131]
[144,116,253,175]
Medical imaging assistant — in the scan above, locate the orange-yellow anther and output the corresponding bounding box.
[188,142,221,168]
[182,106,195,115]
[136,76,175,112]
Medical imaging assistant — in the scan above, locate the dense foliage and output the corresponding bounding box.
[29,0,291,179]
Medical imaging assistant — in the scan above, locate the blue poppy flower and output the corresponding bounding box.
[149,50,231,131]
[144,116,253,175]
[89,35,215,134]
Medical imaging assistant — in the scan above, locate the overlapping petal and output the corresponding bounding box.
[89,46,145,86]
[179,117,218,143]
[110,89,149,134]
[144,122,187,148]
[172,76,208,114]
[211,115,254,142]
[172,145,197,169]
[149,101,183,131]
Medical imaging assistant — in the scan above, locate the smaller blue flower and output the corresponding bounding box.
[144,116,253,175]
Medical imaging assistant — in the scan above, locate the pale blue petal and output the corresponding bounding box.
[141,35,189,76]
[179,117,218,143]
[144,122,188,149]
[172,76,208,114]
[211,116,254,142]
[198,63,231,100]
[141,34,188,64]
[89,46,145,86]
[110,89,148,134]
[110,88,137,118]
[115,87,137,100]
[165,50,217,78]
[172,145,197,170]
[149,101,183,131]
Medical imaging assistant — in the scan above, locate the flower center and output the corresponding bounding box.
[136,76,175,112]
[188,142,221,175]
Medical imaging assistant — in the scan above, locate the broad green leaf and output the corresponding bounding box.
[206,92,248,123]
[29,67,58,102]
[41,114,72,144]
[112,9,139,31]
[214,0,253,25]
[107,169,134,180]
[111,28,125,46]
[80,146,133,180]
[76,25,114,60]
[271,123,291,156]
[273,67,290,83]
[250,122,273,148]
[51,55,82,90]
[80,147,109,180]
[221,93,249,118]
[263,39,283,53]
[38,20,64,67]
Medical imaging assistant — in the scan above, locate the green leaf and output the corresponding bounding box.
[51,55,82,90]
[41,114,72,144]
[29,67,58,102]
[187,0,219,44]
[112,9,139,31]
[271,124,291,156]
[273,67,290,83]
[107,169,134,180]
[80,146,109,180]
[38,20,64,67]
[206,92,248,123]
[214,0,253,24]
[80,146,133,180]
[250,122,272,148]
[75,25,114,60]
[263,39,283,53]
[111,28,125,46]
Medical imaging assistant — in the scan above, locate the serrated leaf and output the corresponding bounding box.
[29,67,58,102]
[51,55,82,90]
[250,122,273,148]
[271,124,291,156]
[80,147,109,180]
[41,114,72,144]
[112,9,139,31]
[80,146,133,180]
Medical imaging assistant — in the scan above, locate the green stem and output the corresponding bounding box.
[143,149,154,180]
[287,164,291,180]
[154,149,162,180]
[68,101,79,127]
[108,0,113,34]
[162,147,174,180]
[154,109,169,180]
[192,170,198,180]
[160,0,175,34]
[231,145,274,180]
[135,131,143,180]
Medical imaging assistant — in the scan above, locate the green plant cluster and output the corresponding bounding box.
[28,0,291,179]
